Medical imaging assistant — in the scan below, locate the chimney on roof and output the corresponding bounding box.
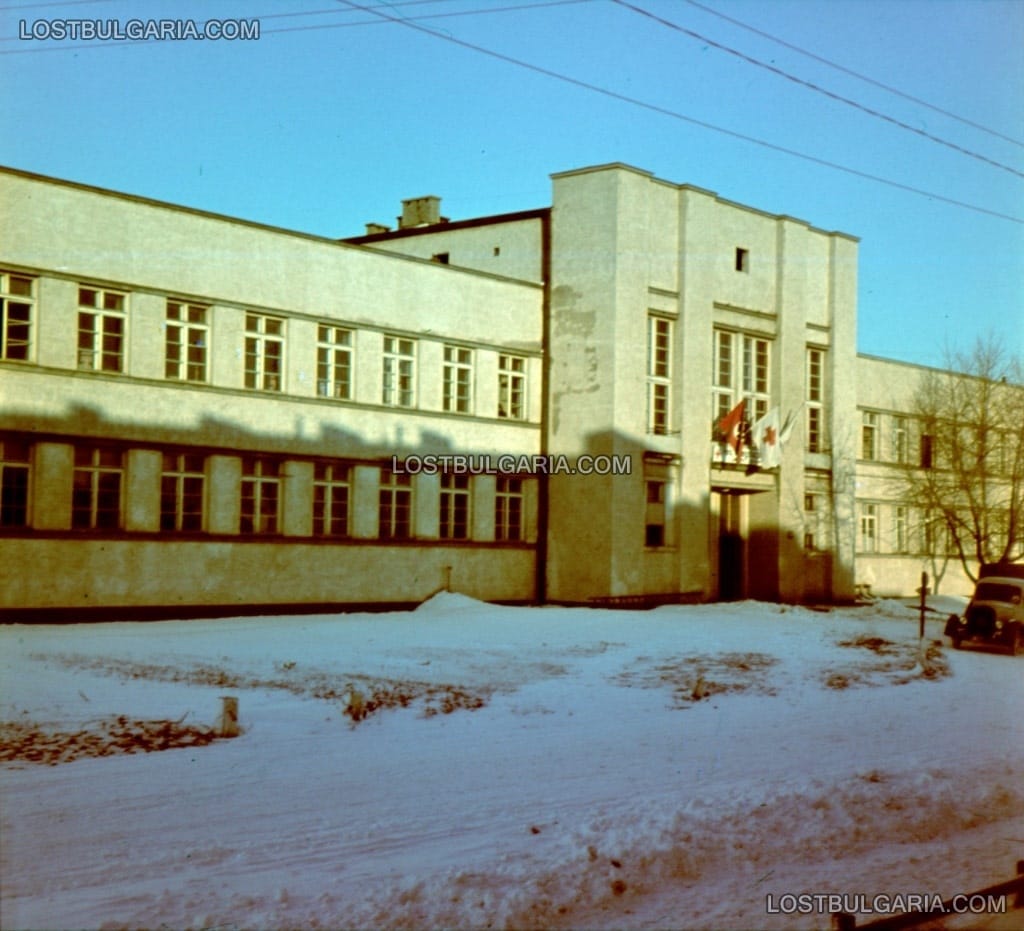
[398,195,447,229]
[365,222,391,235]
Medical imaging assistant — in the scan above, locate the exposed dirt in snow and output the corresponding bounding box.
[0,716,219,766]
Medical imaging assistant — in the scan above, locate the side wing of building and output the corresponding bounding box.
[0,168,545,616]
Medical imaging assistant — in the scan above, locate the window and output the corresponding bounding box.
[498,354,526,420]
[804,492,818,550]
[894,506,908,553]
[244,314,284,391]
[920,432,934,470]
[645,480,666,547]
[713,329,771,424]
[165,300,209,382]
[160,453,205,532]
[806,348,825,453]
[647,315,672,435]
[78,286,126,372]
[859,503,877,553]
[735,248,749,273]
[72,447,122,530]
[861,411,878,460]
[893,416,908,464]
[313,462,350,537]
[431,252,450,265]
[495,476,523,542]
[0,439,30,527]
[240,458,280,534]
[379,469,413,539]
[440,473,470,540]
[382,336,416,408]
[317,326,352,400]
[1,272,34,362]
[443,345,473,414]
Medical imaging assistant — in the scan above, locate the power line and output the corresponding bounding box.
[612,0,1023,180]
[680,0,1024,151]
[326,0,1022,225]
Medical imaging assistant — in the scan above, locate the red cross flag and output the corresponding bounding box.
[753,407,782,468]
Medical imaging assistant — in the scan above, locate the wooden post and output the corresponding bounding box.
[1016,858,1023,909]
[831,912,856,931]
[217,696,239,738]
[919,571,928,641]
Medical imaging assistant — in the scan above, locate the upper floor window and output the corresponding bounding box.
[0,272,34,362]
[735,248,750,273]
[893,416,908,464]
[495,476,523,542]
[244,314,284,391]
[647,315,672,435]
[382,336,415,408]
[313,462,350,537]
[160,453,205,532]
[0,438,30,527]
[165,300,208,382]
[498,354,526,420]
[861,411,878,460]
[379,468,413,539]
[78,285,127,372]
[806,348,825,453]
[894,505,908,553]
[72,446,122,530]
[713,329,771,423]
[920,432,934,470]
[443,345,473,414]
[317,326,352,400]
[240,458,280,534]
[440,473,470,540]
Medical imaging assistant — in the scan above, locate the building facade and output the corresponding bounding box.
[0,162,989,617]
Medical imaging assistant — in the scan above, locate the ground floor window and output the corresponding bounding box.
[379,469,413,540]
[160,453,205,532]
[72,447,123,530]
[313,463,350,537]
[495,476,523,541]
[440,473,470,540]
[240,458,280,534]
[0,439,30,527]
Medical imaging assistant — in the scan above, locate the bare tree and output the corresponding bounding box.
[901,337,1024,582]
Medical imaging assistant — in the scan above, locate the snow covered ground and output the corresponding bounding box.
[1,595,1022,931]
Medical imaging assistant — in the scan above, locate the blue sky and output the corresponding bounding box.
[2,0,1021,368]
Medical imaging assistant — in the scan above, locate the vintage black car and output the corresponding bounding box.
[945,563,1024,655]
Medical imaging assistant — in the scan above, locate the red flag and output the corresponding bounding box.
[716,400,746,456]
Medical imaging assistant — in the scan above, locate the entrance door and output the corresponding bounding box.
[719,492,745,600]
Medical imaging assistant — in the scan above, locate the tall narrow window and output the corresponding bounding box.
[165,300,209,382]
[498,354,526,420]
[1,272,34,362]
[379,469,413,539]
[742,335,770,422]
[647,315,672,435]
[0,439,30,527]
[240,458,280,534]
[859,503,878,553]
[78,286,127,372]
[443,345,473,414]
[645,480,666,547]
[244,314,284,391]
[160,453,205,532]
[712,328,734,423]
[735,248,749,272]
[72,447,123,530]
[806,348,825,453]
[894,505,908,553]
[313,462,350,537]
[440,473,470,540]
[382,336,416,408]
[893,416,908,464]
[861,411,878,460]
[495,476,523,541]
[317,326,352,400]
[803,492,818,551]
[920,432,934,469]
